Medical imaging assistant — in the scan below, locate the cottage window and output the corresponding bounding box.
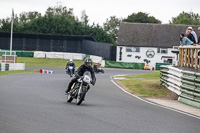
[157,48,168,54]
[126,47,133,52]
[126,47,140,52]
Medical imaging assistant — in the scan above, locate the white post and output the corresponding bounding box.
[10,22,13,55]
[10,9,14,55]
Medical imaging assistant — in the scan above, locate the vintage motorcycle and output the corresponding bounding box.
[67,71,92,105]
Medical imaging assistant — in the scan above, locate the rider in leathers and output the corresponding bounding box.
[65,59,76,73]
[65,58,96,94]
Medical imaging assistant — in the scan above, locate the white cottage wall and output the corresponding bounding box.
[116,46,177,69]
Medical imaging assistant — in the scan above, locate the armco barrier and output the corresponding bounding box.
[156,63,171,70]
[0,63,25,71]
[34,51,86,60]
[105,61,144,69]
[34,51,105,66]
[8,63,25,70]
[160,65,200,109]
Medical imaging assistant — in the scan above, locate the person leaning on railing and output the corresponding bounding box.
[179,33,198,46]
[187,26,198,44]
[198,27,200,45]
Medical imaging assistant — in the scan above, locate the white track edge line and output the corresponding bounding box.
[110,76,200,120]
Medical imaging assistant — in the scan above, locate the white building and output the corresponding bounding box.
[116,22,198,69]
[116,46,179,69]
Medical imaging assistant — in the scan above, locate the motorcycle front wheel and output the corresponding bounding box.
[67,93,73,102]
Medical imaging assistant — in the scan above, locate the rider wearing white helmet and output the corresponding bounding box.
[66,59,75,70]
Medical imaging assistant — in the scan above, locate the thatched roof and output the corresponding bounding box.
[117,22,199,48]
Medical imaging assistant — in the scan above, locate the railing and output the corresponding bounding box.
[179,46,200,71]
[0,50,16,63]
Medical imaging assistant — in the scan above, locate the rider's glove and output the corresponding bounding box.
[75,74,80,78]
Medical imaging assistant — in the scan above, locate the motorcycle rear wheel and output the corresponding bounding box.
[76,88,87,105]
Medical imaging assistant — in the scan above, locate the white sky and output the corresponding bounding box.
[0,0,200,26]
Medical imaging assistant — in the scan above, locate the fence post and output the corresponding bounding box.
[195,48,198,69]
[179,48,181,66]
[191,49,194,67]
[187,48,189,67]
[184,48,187,67]
[198,48,200,71]
[181,48,184,67]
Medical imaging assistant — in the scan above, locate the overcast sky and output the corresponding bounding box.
[1,0,200,25]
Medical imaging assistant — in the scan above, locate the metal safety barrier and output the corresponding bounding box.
[160,65,200,109]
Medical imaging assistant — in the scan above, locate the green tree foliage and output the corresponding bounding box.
[103,16,122,45]
[123,12,161,24]
[0,4,113,44]
[170,11,200,25]
[81,10,89,27]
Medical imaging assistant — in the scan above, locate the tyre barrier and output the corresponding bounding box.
[0,63,9,71]
[160,65,200,109]
[0,63,25,71]
[40,69,53,74]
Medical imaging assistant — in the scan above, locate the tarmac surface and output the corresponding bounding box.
[0,67,199,133]
[20,67,200,118]
[112,70,200,118]
[26,67,200,118]
[145,98,200,117]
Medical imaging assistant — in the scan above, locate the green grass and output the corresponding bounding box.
[0,70,39,75]
[0,57,84,75]
[17,57,84,67]
[117,72,169,98]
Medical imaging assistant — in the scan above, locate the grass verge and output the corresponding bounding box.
[0,70,39,76]
[115,72,170,98]
[17,57,84,67]
[0,57,84,75]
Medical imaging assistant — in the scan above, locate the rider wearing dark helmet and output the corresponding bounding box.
[65,58,96,94]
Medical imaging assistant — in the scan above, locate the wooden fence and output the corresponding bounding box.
[179,46,200,71]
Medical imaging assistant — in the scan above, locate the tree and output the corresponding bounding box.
[170,11,200,25]
[81,10,89,27]
[0,18,11,32]
[123,12,161,24]
[0,4,114,44]
[103,16,122,45]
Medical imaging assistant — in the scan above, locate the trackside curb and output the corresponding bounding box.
[110,75,200,120]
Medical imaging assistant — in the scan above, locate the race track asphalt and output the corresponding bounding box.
[0,67,200,133]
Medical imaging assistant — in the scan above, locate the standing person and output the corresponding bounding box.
[187,26,198,44]
[198,27,200,44]
[65,58,96,94]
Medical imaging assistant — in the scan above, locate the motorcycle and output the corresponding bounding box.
[66,66,74,77]
[67,71,92,105]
